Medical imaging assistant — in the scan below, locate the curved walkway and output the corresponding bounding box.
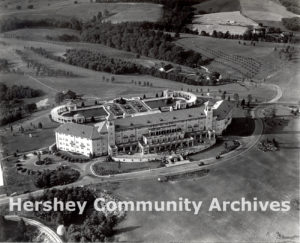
[5,215,62,243]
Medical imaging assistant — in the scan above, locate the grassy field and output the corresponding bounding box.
[0,0,163,22]
[1,115,58,154]
[1,155,38,194]
[110,116,300,242]
[240,0,299,22]
[193,0,241,14]
[265,58,300,103]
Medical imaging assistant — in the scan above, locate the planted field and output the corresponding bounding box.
[176,35,288,80]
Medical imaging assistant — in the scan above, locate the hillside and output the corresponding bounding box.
[190,11,258,35]
[193,0,241,14]
[0,0,163,22]
[240,0,300,22]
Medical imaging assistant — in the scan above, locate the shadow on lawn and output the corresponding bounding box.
[223,117,255,137]
[114,226,141,235]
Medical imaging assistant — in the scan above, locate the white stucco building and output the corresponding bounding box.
[54,90,234,158]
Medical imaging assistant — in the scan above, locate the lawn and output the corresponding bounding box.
[111,117,300,242]
[92,161,162,176]
[1,156,38,195]
[1,114,58,155]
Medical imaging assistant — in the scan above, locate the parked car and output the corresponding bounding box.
[198,162,205,166]
[158,176,168,182]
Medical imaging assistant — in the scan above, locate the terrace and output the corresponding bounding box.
[62,106,108,119]
[130,100,149,113]
[105,103,124,117]
[119,103,136,115]
[144,98,176,110]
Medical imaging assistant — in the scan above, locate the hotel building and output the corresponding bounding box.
[54,90,234,159]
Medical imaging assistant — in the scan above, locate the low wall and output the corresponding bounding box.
[112,154,162,162]
[112,139,216,162]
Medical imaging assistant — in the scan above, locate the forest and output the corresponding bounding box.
[80,22,206,67]
[0,17,82,33]
[0,83,43,101]
[282,17,300,31]
[0,83,42,125]
[279,0,300,14]
[65,49,141,74]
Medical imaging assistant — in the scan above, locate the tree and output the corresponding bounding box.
[241,99,246,108]
[247,94,252,106]
[18,218,27,237]
[38,122,43,129]
[221,91,226,100]
[55,92,64,104]
[81,102,85,107]
[103,9,109,17]
[233,93,239,103]
[56,212,64,225]
[97,11,102,20]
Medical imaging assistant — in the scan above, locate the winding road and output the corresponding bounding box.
[0,80,286,204]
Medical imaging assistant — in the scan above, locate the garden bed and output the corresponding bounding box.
[56,150,90,163]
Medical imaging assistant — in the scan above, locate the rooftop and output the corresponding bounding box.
[56,123,101,140]
[115,106,206,131]
[62,107,108,118]
[213,100,234,120]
